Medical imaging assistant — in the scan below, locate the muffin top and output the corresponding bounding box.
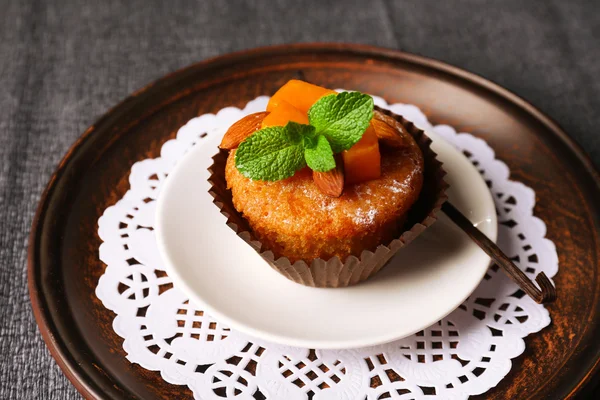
[219,80,425,261]
[225,144,423,261]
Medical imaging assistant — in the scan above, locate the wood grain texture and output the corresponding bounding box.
[28,44,600,399]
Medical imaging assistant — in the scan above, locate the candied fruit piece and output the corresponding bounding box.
[267,79,336,114]
[262,98,309,127]
[342,124,381,185]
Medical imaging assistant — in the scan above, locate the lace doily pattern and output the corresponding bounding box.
[97,96,558,399]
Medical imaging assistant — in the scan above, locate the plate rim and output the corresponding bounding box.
[27,43,600,399]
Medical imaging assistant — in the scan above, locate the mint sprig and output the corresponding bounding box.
[234,91,373,181]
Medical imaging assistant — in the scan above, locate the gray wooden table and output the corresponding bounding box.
[1,0,598,398]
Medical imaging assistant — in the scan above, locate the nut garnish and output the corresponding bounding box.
[372,110,409,148]
[313,160,344,197]
[220,112,269,150]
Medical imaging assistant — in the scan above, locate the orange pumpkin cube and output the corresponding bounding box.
[342,124,381,185]
[262,99,309,128]
[268,80,336,114]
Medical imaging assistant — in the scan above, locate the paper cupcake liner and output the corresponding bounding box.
[208,107,448,288]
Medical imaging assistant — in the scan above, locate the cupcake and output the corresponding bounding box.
[209,80,447,287]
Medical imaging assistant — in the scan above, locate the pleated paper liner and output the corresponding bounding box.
[208,107,448,288]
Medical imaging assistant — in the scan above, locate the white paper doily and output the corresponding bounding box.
[97,96,558,399]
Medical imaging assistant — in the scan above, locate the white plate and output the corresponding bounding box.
[156,128,497,349]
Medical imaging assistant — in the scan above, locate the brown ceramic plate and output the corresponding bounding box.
[28,44,600,399]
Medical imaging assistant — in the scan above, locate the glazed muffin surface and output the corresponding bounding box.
[225,142,424,262]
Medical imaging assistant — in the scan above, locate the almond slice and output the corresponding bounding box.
[313,160,344,197]
[219,111,270,150]
[372,110,408,148]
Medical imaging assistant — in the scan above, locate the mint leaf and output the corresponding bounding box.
[235,126,306,181]
[304,134,335,172]
[308,91,374,152]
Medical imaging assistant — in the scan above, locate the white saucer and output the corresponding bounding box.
[156,128,497,349]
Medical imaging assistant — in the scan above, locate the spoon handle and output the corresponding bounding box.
[442,202,557,304]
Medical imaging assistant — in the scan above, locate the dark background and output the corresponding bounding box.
[0,0,598,398]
